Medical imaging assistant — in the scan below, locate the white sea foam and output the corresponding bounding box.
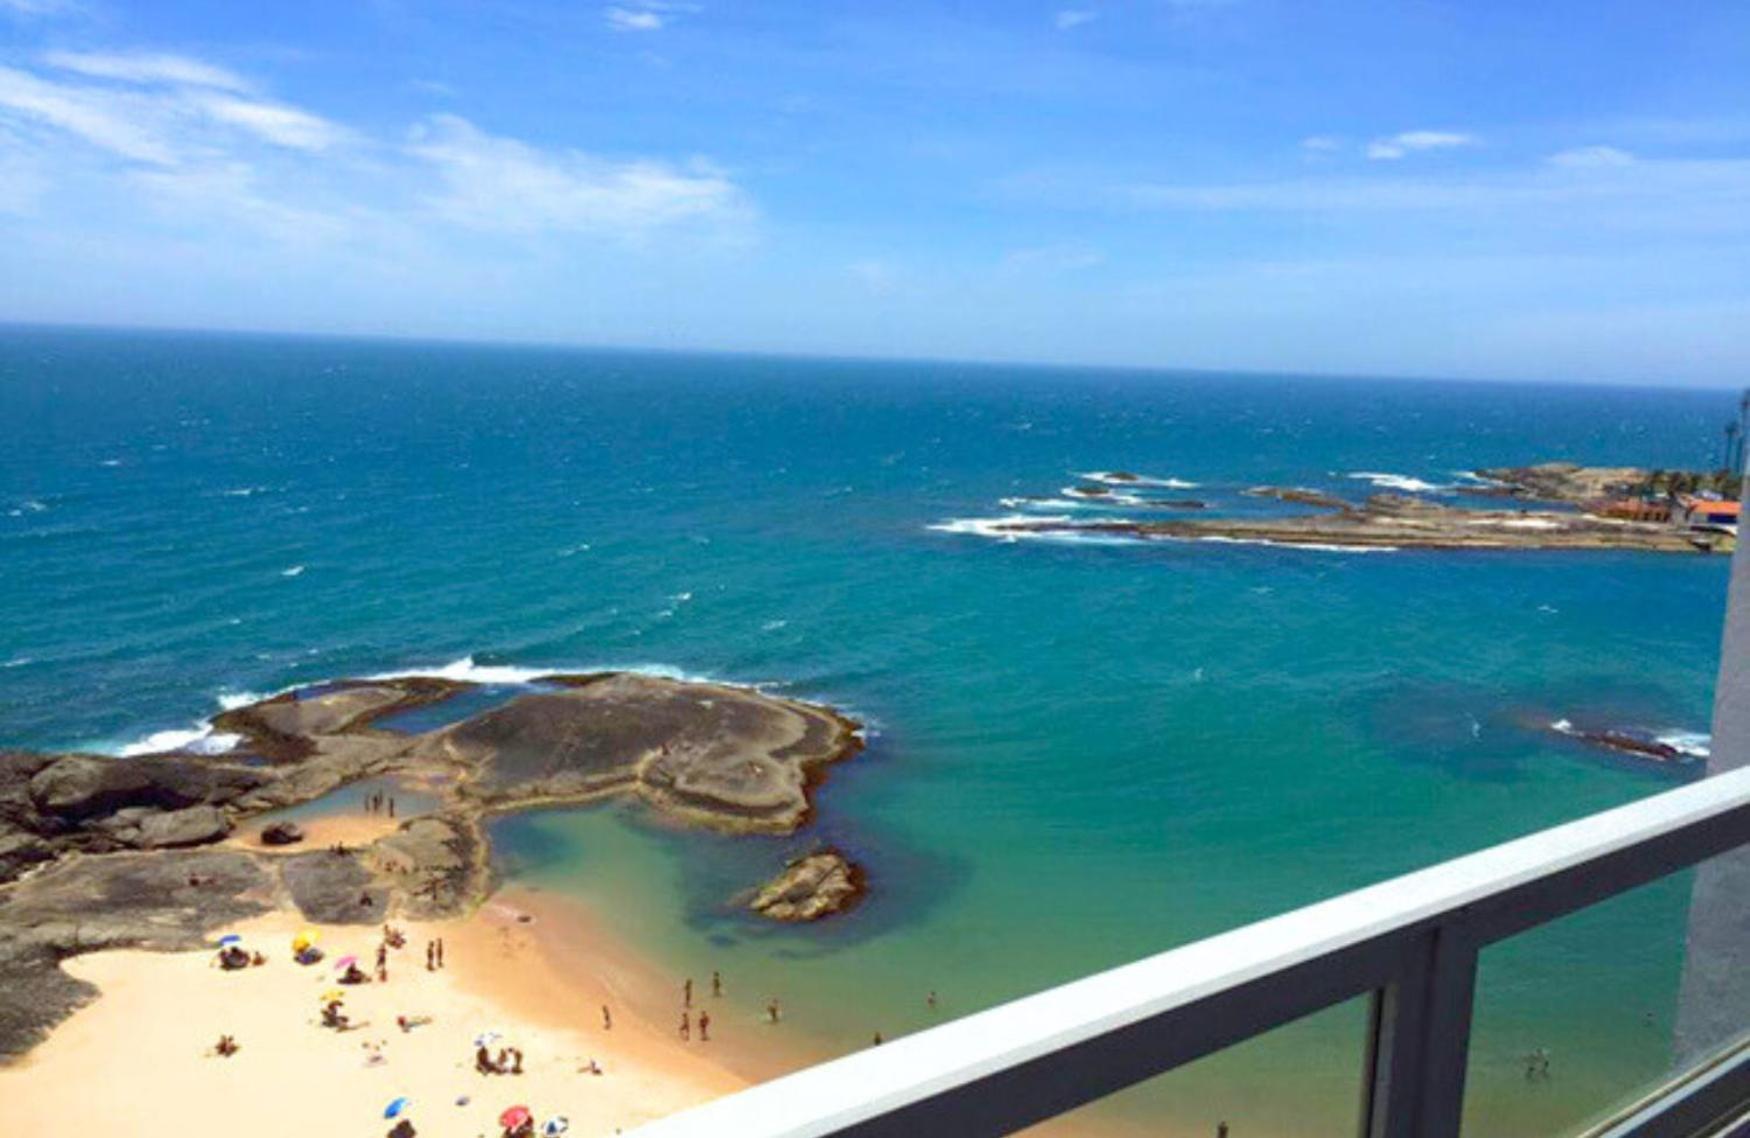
[761,619,789,631]
[1348,472,1450,494]
[557,543,592,557]
[1078,471,1199,489]
[361,654,731,689]
[219,486,271,498]
[1550,719,1710,759]
[670,591,693,604]
[928,514,1069,542]
[1656,730,1712,758]
[1181,535,1399,554]
[1061,485,1153,507]
[1,657,31,669]
[281,564,305,577]
[930,517,1392,553]
[114,726,242,757]
[216,689,268,711]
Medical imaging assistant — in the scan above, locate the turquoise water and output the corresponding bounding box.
[0,326,1736,1134]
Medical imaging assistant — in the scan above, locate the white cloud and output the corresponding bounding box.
[1366,130,1476,160]
[193,94,346,151]
[0,61,348,163]
[1300,135,1340,153]
[1055,9,1097,30]
[1548,145,1635,169]
[606,7,663,31]
[42,51,250,92]
[407,114,748,236]
[0,64,176,164]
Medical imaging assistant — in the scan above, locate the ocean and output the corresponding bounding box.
[0,325,1736,1136]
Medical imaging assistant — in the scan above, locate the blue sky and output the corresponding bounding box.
[1,1,1747,384]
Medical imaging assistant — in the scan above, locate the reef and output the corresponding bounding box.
[964,492,1729,553]
[0,672,864,1057]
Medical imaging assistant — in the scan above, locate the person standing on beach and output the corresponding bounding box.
[698,1011,710,1042]
[425,942,435,971]
[927,990,938,1012]
[436,938,444,968]
[712,970,722,998]
[388,796,396,818]
[683,978,693,1008]
[767,998,781,1024]
[602,1005,612,1031]
[679,1012,690,1041]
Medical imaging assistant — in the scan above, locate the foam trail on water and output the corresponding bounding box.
[1078,471,1199,489]
[1348,471,1450,493]
[111,726,242,757]
[1656,730,1711,758]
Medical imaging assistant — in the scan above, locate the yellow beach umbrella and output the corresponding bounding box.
[292,929,319,954]
[320,989,345,1003]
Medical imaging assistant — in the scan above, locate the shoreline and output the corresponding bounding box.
[0,887,751,1138]
[0,859,1139,1137]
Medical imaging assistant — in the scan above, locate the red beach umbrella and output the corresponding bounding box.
[499,1105,533,1130]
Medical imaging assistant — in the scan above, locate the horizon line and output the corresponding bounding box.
[0,317,1743,396]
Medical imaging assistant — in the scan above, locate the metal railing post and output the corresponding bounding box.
[1362,925,1480,1138]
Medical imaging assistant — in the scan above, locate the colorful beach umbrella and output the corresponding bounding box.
[217,934,243,947]
[383,1097,412,1119]
[498,1105,532,1130]
[541,1118,570,1136]
[291,929,318,953]
[320,989,345,1003]
[334,955,358,971]
[472,1031,502,1048]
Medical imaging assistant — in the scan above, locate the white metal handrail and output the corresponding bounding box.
[628,763,1750,1138]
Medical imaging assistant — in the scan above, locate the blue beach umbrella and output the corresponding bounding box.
[217,934,243,947]
[384,1097,411,1119]
[542,1118,570,1136]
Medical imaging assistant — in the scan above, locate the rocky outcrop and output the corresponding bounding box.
[433,673,862,833]
[136,805,233,849]
[1475,463,1648,503]
[1243,486,1355,511]
[279,849,391,924]
[749,850,864,922]
[963,492,1725,554]
[369,814,488,920]
[27,754,265,821]
[0,671,866,1057]
[0,849,276,1057]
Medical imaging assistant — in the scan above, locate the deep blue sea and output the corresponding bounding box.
[0,326,1737,1136]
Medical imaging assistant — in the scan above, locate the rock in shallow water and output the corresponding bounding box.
[749,850,864,922]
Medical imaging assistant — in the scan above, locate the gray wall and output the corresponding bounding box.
[1675,479,1750,1064]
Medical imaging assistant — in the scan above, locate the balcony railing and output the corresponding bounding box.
[626,762,1750,1138]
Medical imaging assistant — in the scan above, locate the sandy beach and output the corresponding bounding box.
[0,887,755,1138]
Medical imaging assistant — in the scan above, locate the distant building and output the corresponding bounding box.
[1676,495,1742,531]
[1592,497,1672,523]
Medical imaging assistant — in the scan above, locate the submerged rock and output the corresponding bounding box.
[749,850,865,922]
